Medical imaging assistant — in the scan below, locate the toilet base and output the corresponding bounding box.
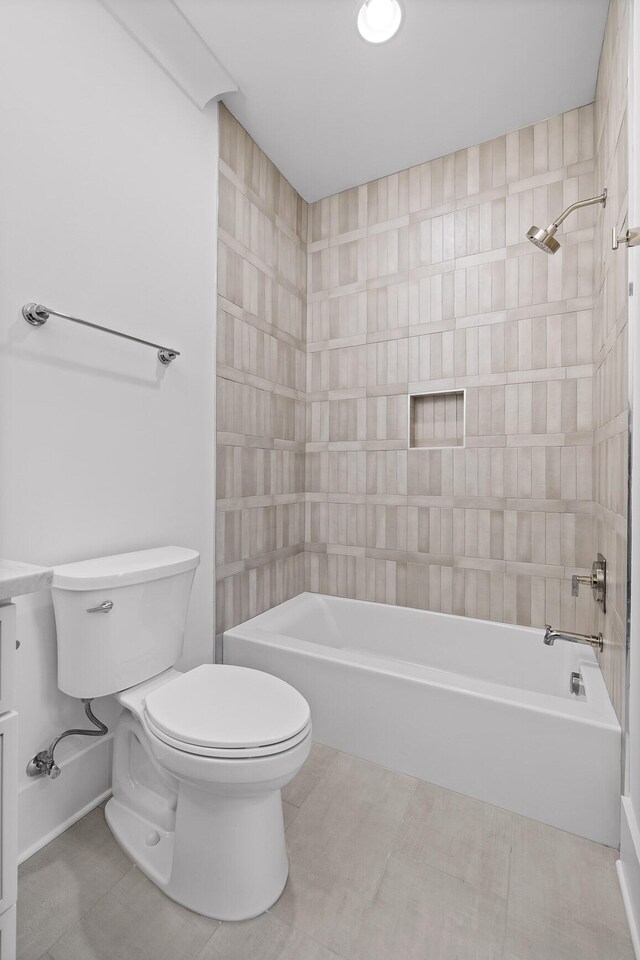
[105,793,289,920]
[105,797,175,890]
[107,713,310,920]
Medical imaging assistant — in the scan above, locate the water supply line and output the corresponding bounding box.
[26,699,108,779]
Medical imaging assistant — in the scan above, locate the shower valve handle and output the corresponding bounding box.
[570,555,606,611]
[571,574,593,596]
[612,227,640,250]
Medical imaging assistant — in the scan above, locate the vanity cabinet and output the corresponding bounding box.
[0,907,16,960]
[0,560,53,960]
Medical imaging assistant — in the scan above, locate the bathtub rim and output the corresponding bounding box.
[223,592,620,733]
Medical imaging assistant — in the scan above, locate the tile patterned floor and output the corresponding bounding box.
[18,744,634,960]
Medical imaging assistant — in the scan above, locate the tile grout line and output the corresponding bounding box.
[263,908,348,960]
[500,819,516,960]
[368,776,421,906]
[192,919,224,960]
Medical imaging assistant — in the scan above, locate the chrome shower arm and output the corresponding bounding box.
[527,189,607,253]
[552,190,607,228]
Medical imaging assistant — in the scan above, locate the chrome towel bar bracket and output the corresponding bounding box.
[22,303,180,364]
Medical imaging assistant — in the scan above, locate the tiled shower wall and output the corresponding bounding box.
[216,90,628,722]
[305,107,597,640]
[593,0,629,720]
[216,105,307,637]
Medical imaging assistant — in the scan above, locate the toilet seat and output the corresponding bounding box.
[144,714,312,758]
[142,664,311,759]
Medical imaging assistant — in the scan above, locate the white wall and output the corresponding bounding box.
[0,0,217,860]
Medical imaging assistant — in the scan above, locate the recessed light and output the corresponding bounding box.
[356,0,403,44]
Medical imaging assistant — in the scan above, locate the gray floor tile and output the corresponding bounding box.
[272,753,416,954]
[509,816,629,944]
[282,742,340,808]
[393,779,514,897]
[271,860,372,958]
[284,751,416,897]
[196,911,340,960]
[505,893,635,960]
[48,867,219,960]
[17,806,133,960]
[350,854,508,960]
[18,749,634,960]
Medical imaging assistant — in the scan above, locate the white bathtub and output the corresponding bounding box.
[223,592,621,846]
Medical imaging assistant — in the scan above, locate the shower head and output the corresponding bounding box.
[526,225,560,255]
[526,189,607,255]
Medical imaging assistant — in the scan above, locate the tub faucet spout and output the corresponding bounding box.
[543,625,603,652]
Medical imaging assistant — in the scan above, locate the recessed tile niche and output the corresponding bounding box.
[409,390,465,449]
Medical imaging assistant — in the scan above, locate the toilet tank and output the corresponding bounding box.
[51,546,200,699]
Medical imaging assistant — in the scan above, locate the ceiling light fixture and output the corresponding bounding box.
[356,0,403,44]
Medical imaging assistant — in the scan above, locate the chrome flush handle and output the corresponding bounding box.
[86,600,114,613]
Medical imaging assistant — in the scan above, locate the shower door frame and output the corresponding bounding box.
[617,3,640,949]
[625,0,640,801]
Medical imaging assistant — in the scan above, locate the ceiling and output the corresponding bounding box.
[176,0,609,202]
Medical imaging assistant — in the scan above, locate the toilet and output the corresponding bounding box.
[51,546,311,921]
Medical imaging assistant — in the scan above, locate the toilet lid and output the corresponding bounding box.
[143,664,311,750]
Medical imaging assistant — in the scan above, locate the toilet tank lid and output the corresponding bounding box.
[52,546,200,590]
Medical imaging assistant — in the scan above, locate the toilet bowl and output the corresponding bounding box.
[50,547,311,920]
[107,663,311,919]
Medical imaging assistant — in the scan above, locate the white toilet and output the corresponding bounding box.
[51,546,311,921]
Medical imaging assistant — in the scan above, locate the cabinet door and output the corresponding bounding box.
[0,713,17,919]
[0,607,16,716]
[0,904,15,960]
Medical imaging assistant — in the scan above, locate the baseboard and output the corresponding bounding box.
[618,796,640,958]
[18,735,113,864]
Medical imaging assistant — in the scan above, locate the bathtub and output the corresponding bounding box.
[223,592,621,846]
